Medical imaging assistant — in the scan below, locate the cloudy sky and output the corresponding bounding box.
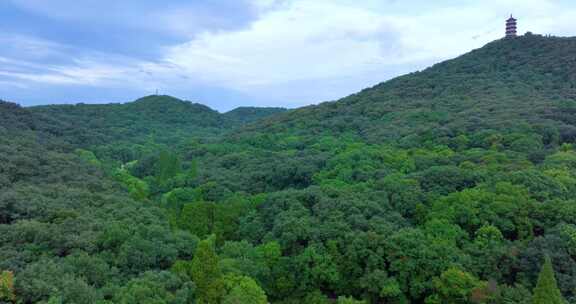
[1,0,575,111]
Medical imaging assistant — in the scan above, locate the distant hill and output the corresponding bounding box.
[29,95,219,147]
[27,95,287,160]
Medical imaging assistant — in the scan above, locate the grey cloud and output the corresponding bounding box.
[9,0,263,37]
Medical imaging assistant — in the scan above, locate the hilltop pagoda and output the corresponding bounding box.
[506,15,517,38]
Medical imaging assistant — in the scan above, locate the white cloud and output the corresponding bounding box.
[163,1,401,89]
[3,0,576,108]
[0,34,69,60]
[0,37,153,87]
[0,62,129,86]
[151,0,576,102]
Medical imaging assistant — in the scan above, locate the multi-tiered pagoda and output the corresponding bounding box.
[506,15,517,38]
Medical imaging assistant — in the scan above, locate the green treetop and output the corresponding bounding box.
[532,256,566,304]
[191,237,224,304]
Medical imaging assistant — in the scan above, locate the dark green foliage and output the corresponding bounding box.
[28,95,288,163]
[234,35,576,148]
[155,150,182,186]
[0,100,36,130]
[4,34,576,303]
[223,106,287,125]
[30,95,222,150]
[114,271,195,304]
[0,104,198,303]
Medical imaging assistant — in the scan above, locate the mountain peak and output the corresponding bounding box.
[132,95,186,104]
[127,95,218,115]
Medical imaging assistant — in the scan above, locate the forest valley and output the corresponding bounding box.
[2,34,576,303]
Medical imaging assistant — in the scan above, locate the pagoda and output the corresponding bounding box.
[506,15,517,38]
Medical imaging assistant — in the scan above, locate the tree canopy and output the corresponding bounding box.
[3,34,576,303]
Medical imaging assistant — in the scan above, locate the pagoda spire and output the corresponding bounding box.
[506,15,517,38]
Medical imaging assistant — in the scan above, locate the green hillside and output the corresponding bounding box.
[28,95,287,163]
[30,95,222,149]
[2,34,576,303]
[235,34,576,146]
[0,101,200,303]
[223,106,288,125]
[181,34,576,303]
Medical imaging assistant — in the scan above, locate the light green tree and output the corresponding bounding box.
[426,267,488,304]
[532,256,566,304]
[75,148,102,167]
[336,296,367,304]
[0,270,15,302]
[222,274,267,304]
[191,237,224,304]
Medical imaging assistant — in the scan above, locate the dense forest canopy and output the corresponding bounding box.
[2,34,576,303]
[28,95,286,164]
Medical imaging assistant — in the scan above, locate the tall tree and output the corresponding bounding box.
[0,271,15,303]
[179,202,215,238]
[532,256,566,304]
[156,150,182,186]
[191,237,224,304]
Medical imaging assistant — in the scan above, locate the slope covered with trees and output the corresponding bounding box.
[223,106,287,125]
[235,34,576,144]
[31,95,224,146]
[28,95,287,163]
[0,101,199,303]
[3,34,576,303]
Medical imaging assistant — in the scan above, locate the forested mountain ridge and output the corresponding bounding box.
[223,106,287,125]
[234,34,576,146]
[183,34,576,303]
[3,33,576,304]
[27,95,289,162]
[0,101,201,303]
[0,101,36,131]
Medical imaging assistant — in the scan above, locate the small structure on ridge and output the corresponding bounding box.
[506,15,517,38]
